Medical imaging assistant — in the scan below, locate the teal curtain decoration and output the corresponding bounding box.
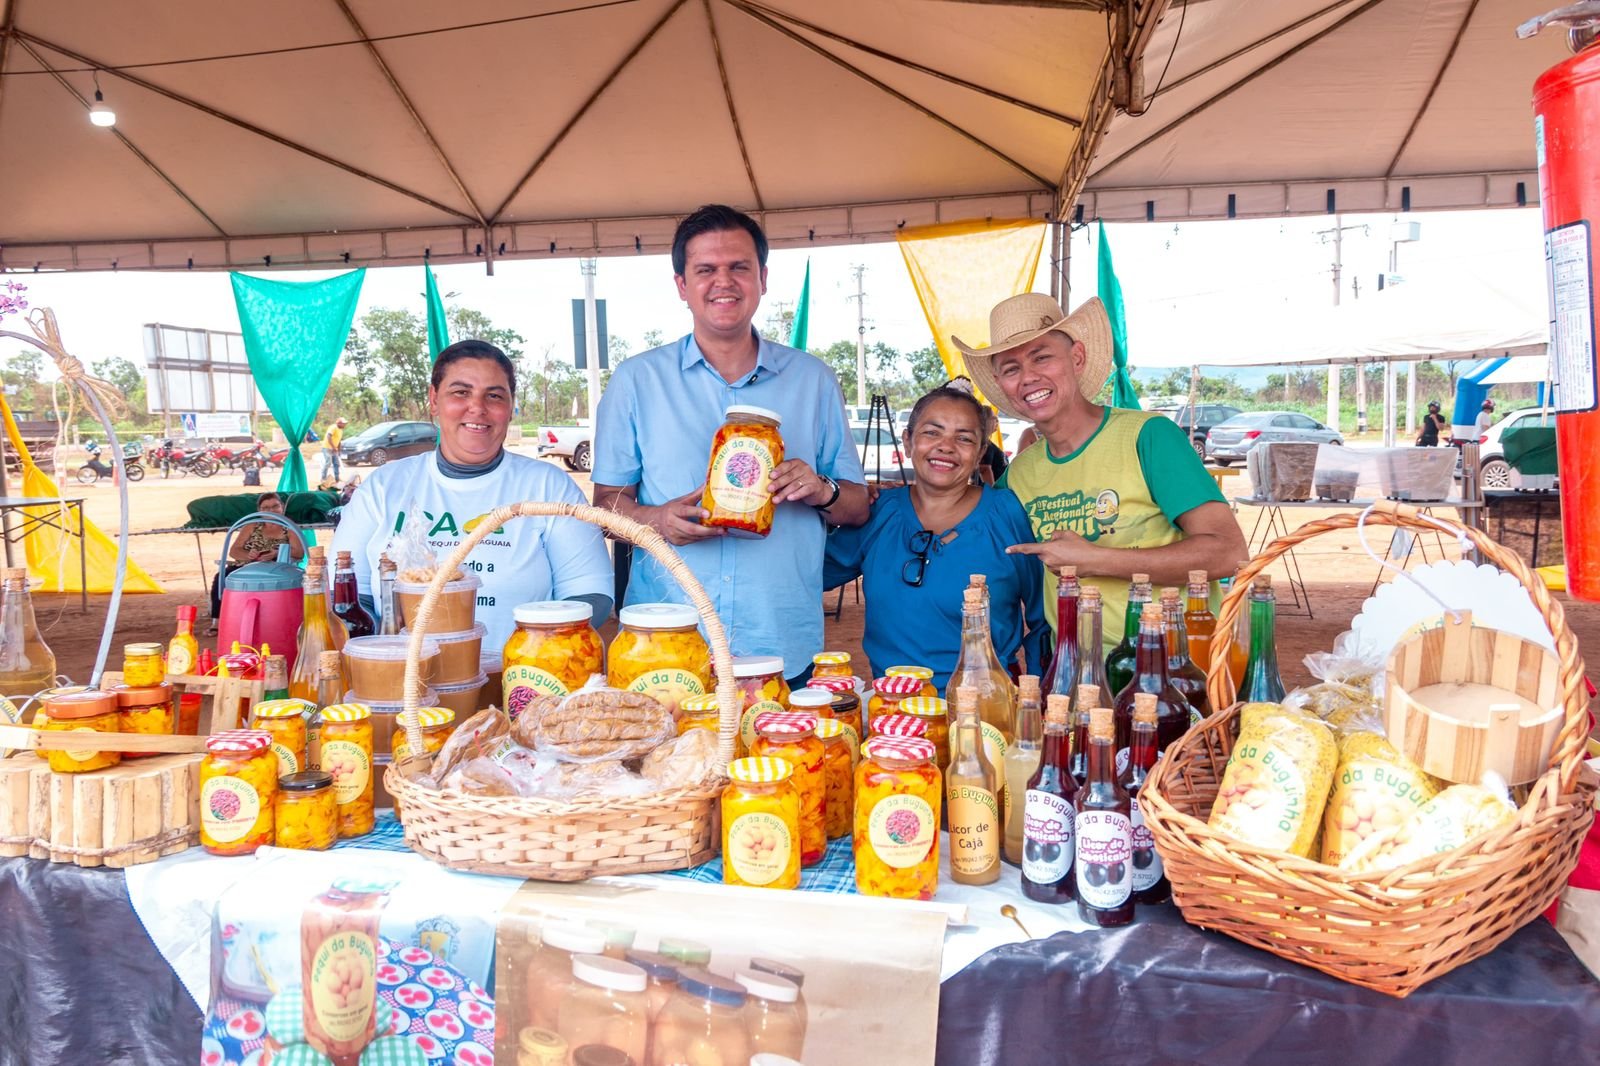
[230,270,366,493]
[1098,221,1140,410]
[425,263,450,361]
[788,259,811,350]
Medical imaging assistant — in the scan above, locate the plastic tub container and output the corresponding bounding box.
[480,651,504,709]
[345,635,441,702]
[395,572,481,632]
[343,689,441,755]
[434,672,488,718]
[404,622,484,685]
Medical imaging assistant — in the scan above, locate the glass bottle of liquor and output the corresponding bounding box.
[1112,602,1192,767]
[1104,573,1152,697]
[165,604,200,677]
[290,563,339,702]
[1021,695,1077,903]
[377,555,401,636]
[1040,566,1079,697]
[947,693,1001,886]
[1118,694,1170,905]
[0,567,57,697]
[1070,683,1099,788]
[1238,575,1287,704]
[332,551,376,638]
[262,653,290,702]
[1160,587,1210,724]
[310,649,344,767]
[946,588,1015,784]
[1183,569,1216,674]
[1003,675,1043,865]
[1072,587,1114,712]
[1074,707,1134,927]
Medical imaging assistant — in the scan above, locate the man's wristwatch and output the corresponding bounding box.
[814,473,841,511]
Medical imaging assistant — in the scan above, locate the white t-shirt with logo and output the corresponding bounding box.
[331,452,613,649]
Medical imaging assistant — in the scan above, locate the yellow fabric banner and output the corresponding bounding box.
[897,217,1048,404]
[0,394,162,594]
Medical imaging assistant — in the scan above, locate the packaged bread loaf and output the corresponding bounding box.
[640,727,719,790]
[427,707,510,782]
[1209,703,1337,857]
[1320,731,1441,866]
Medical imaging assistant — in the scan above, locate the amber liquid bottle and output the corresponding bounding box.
[291,563,340,702]
[1072,587,1114,713]
[1117,694,1171,905]
[1238,575,1287,704]
[1021,695,1078,903]
[377,556,401,636]
[1104,573,1152,697]
[946,587,1016,791]
[1160,587,1210,723]
[1183,570,1216,674]
[1111,602,1192,766]
[947,693,1001,886]
[1070,683,1099,788]
[1040,566,1079,697]
[1075,707,1134,927]
[332,550,376,638]
[0,567,57,697]
[1003,675,1043,865]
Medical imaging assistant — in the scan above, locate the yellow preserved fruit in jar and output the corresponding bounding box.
[886,664,938,699]
[730,655,790,754]
[113,683,175,760]
[251,698,312,777]
[273,770,337,850]
[391,706,456,761]
[813,719,854,840]
[868,674,922,732]
[677,693,721,736]
[811,651,853,678]
[607,603,712,718]
[121,642,165,688]
[701,405,785,538]
[40,689,121,773]
[200,730,278,855]
[854,736,942,900]
[748,711,825,867]
[721,757,802,889]
[503,601,605,719]
[318,704,374,838]
[899,695,952,774]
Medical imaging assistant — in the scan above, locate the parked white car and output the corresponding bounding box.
[537,423,592,471]
[1461,406,1555,489]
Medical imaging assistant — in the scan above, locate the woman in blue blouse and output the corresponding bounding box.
[825,387,1046,690]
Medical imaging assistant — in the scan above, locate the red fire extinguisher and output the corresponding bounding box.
[1526,8,1600,599]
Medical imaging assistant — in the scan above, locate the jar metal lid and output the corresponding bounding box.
[253,698,313,719]
[279,770,334,792]
[622,949,682,982]
[811,651,850,666]
[724,404,782,425]
[863,735,936,762]
[873,714,928,737]
[657,937,712,965]
[675,967,747,1007]
[205,729,272,754]
[728,756,793,784]
[512,601,591,625]
[43,688,117,718]
[753,711,816,735]
[805,676,855,693]
[617,602,699,629]
[320,703,372,723]
[734,967,800,1003]
[731,654,784,678]
[899,696,949,718]
[112,683,174,708]
[570,953,648,993]
[885,664,934,680]
[873,675,925,697]
[748,957,806,987]
[123,642,163,657]
[679,694,720,715]
[813,718,845,740]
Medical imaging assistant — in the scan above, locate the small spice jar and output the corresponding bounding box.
[701,405,785,538]
[885,664,938,699]
[721,756,802,890]
[121,642,165,688]
[556,954,650,1066]
[199,730,277,855]
[40,689,121,773]
[503,600,606,716]
[391,706,457,761]
[251,697,312,777]
[853,736,941,900]
[810,651,853,679]
[867,675,923,731]
[318,703,374,838]
[813,719,854,840]
[113,682,175,759]
[748,712,825,867]
[608,603,712,718]
[273,770,337,851]
[899,695,952,773]
[519,1027,571,1066]
[676,694,721,737]
[730,655,789,754]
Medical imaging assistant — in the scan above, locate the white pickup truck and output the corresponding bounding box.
[536,423,593,471]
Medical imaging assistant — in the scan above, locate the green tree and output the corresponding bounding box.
[2,347,42,389]
[449,307,525,364]
[345,308,430,420]
[906,344,947,396]
[641,329,665,351]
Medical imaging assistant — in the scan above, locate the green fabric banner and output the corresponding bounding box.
[1098,221,1140,410]
[230,270,366,493]
[788,258,811,350]
[425,263,450,361]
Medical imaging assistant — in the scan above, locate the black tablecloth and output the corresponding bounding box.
[3,856,1597,1066]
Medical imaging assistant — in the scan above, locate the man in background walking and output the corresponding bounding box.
[320,416,347,487]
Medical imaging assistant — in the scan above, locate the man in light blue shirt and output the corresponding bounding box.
[593,205,868,681]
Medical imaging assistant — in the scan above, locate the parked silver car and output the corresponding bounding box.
[1206,411,1343,466]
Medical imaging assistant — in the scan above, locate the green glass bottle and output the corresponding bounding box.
[1103,573,1151,698]
[1237,575,1286,704]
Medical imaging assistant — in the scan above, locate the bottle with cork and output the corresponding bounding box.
[1159,586,1210,723]
[1118,693,1170,905]
[1104,573,1153,696]
[1111,601,1192,768]
[291,559,344,701]
[310,649,344,767]
[332,550,375,638]
[946,687,1001,886]
[1021,693,1078,902]
[1072,587,1114,713]
[1070,683,1100,788]
[945,584,1015,789]
[1074,706,1134,927]
[1040,565,1079,697]
[0,567,56,697]
[1183,569,1216,672]
[1238,574,1286,704]
[377,554,401,636]
[1002,674,1043,865]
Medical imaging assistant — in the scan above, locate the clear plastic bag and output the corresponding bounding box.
[385,500,463,583]
[532,676,675,764]
[1340,771,1517,872]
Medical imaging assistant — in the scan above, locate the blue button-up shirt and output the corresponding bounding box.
[593,333,864,676]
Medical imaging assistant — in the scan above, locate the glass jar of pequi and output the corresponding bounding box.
[853,736,941,900]
[199,730,278,856]
[721,757,802,890]
[40,689,121,773]
[748,712,825,867]
[701,405,785,538]
[503,601,605,717]
[113,682,175,759]
[607,603,712,718]
[273,770,337,851]
[318,703,375,838]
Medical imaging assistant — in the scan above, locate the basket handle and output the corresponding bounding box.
[1205,505,1590,796]
[398,501,741,773]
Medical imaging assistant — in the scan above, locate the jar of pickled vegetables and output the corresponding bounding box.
[734,968,806,1060]
[810,651,853,679]
[701,405,785,539]
[731,656,789,754]
[391,706,456,761]
[251,697,311,777]
[676,694,721,736]
[786,688,834,720]
[608,603,712,718]
[113,682,175,759]
[503,601,606,718]
[867,714,928,739]
[651,969,751,1066]
[318,703,374,838]
[526,923,609,1031]
[273,770,337,851]
[40,689,120,773]
[721,757,801,889]
[853,736,941,900]
[899,695,952,773]
[885,664,938,699]
[200,730,277,855]
[121,642,165,688]
[748,712,825,867]
[813,720,853,840]
[556,954,649,1066]
[867,675,923,730]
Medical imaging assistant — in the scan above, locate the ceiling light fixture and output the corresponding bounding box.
[88,72,116,128]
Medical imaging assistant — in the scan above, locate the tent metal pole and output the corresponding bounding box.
[1326,365,1340,434]
[1405,359,1417,436]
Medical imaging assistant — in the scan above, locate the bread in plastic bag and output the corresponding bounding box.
[545,759,656,800]
[533,677,674,763]
[1209,703,1337,857]
[1340,773,1518,873]
[428,707,511,784]
[443,755,518,796]
[1302,629,1385,701]
[1320,731,1442,865]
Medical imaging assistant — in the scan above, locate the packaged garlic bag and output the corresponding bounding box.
[1209,704,1337,858]
[1320,731,1441,866]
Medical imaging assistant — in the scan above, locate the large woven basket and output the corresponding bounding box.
[1141,500,1597,997]
[384,502,740,881]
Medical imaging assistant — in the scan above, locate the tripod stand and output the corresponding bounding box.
[860,393,908,484]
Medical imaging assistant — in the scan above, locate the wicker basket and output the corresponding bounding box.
[1141,500,1597,997]
[384,502,741,881]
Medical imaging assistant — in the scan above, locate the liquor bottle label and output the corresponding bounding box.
[1022,789,1075,884]
[948,784,1001,876]
[1129,795,1164,891]
[1074,809,1133,908]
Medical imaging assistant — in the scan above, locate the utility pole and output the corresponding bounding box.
[1316,215,1369,433]
[846,265,868,408]
[580,258,601,423]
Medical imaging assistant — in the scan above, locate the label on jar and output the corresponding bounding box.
[1075,809,1133,909]
[867,794,936,868]
[947,784,1000,876]
[727,811,792,886]
[166,643,194,676]
[270,742,301,777]
[64,726,101,763]
[1022,789,1075,884]
[502,665,568,719]
[1129,795,1164,891]
[322,740,370,804]
[708,434,776,515]
[308,930,378,1043]
[739,700,786,752]
[201,776,261,844]
[838,722,862,765]
[626,669,705,714]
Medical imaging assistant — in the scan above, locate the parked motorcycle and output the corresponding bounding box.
[76,440,146,484]
[204,440,263,473]
[149,438,219,478]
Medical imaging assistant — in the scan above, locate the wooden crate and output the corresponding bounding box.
[99,670,265,734]
[0,752,201,867]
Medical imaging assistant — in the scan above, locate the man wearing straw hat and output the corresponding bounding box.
[957,293,1248,653]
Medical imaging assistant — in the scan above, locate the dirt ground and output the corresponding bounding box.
[25,450,1600,696]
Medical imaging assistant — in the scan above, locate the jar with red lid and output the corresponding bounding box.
[40,689,120,773]
[748,711,825,866]
[885,664,938,698]
[899,695,952,773]
[112,682,175,759]
[728,655,789,754]
[701,405,785,538]
[867,713,928,740]
[867,675,923,731]
[200,730,277,855]
[854,736,941,900]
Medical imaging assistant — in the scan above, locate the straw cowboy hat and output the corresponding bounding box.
[952,294,1114,422]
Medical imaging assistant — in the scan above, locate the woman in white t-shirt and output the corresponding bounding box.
[332,340,613,650]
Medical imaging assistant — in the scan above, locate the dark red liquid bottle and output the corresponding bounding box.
[1040,566,1079,697]
[1021,695,1078,903]
[1075,706,1134,927]
[332,550,376,638]
[1112,602,1192,768]
[1117,694,1171,906]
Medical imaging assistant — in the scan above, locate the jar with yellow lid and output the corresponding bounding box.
[854,736,941,900]
[748,712,825,867]
[40,689,120,773]
[813,720,854,840]
[518,1028,570,1066]
[607,603,712,718]
[721,757,802,889]
[885,664,938,699]
[251,698,312,777]
[676,694,721,737]
[391,706,457,761]
[810,651,853,679]
[868,675,923,731]
[113,683,175,759]
[318,704,374,837]
[273,770,337,850]
[701,405,785,538]
[899,695,952,773]
[121,642,165,688]
[503,601,605,718]
[729,655,789,754]
[200,730,277,855]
